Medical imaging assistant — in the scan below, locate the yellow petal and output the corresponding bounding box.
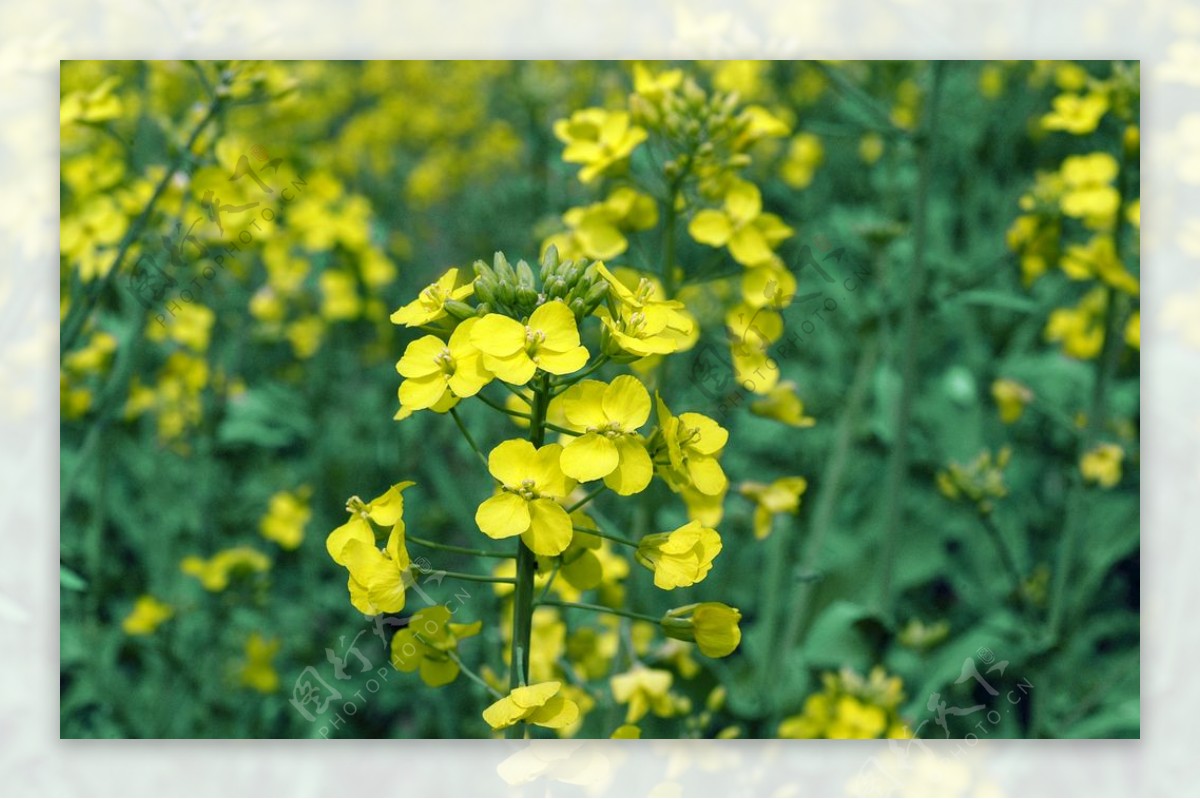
[688,210,732,247]
[606,436,653,496]
[525,499,573,556]
[475,492,531,539]
[396,336,447,378]
[728,224,773,266]
[488,439,539,486]
[326,516,372,565]
[471,313,526,357]
[561,433,620,482]
[535,345,589,376]
[602,375,651,429]
[399,374,449,410]
[529,301,582,351]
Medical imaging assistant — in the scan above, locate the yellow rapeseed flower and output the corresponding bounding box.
[749,381,816,427]
[739,476,808,539]
[482,680,580,731]
[557,376,653,495]
[259,486,312,550]
[396,317,492,412]
[239,633,281,693]
[660,602,742,657]
[1042,92,1109,135]
[326,482,416,614]
[471,301,589,385]
[181,547,271,592]
[991,379,1033,424]
[475,439,577,556]
[389,267,474,327]
[654,396,729,496]
[688,179,793,266]
[1080,442,1123,488]
[554,108,647,184]
[390,605,483,687]
[635,520,722,590]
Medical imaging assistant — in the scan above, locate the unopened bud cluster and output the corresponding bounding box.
[467,246,608,323]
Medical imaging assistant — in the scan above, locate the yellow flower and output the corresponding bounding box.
[611,724,641,738]
[597,266,696,360]
[1125,311,1140,349]
[858,133,884,164]
[396,317,492,412]
[553,108,647,184]
[936,447,1011,514]
[60,76,123,125]
[1041,92,1109,135]
[389,267,474,327]
[654,396,729,496]
[145,303,215,353]
[633,63,682,100]
[239,633,281,693]
[739,476,808,539]
[781,133,824,189]
[259,486,312,550]
[827,696,887,739]
[121,595,173,635]
[1045,286,1108,359]
[1080,442,1123,488]
[660,602,742,657]
[1060,235,1139,295]
[1059,153,1120,226]
[326,482,416,614]
[557,376,653,495]
[991,379,1034,424]
[482,680,580,731]
[390,605,482,687]
[749,381,816,427]
[475,439,577,556]
[610,666,681,724]
[688,179,793,266]
[542,188,658,261]
[471,302,589,385]
[635,520,722,590]
[181,547,271,592]
[319,270,362,321]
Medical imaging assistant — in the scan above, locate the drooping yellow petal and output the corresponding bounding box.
[607,436,653,496]
[326,516,373,565]
[399,374,449,410]
[525,498,574,556]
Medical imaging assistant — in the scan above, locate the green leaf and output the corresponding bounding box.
[60,563,88,592]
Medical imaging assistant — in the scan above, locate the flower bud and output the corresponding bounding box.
[443,300,475,321]
[515,259,536,290]
[660,602,742,658]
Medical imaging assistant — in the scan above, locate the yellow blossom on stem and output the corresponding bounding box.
[749,381,816,427]
[635,520,722,590]
[390,605,482,687]
[610,665,683,724]
[389,267,474,327]
[326,482,416,614]
[259,486,312,550]
[557,376,653,495]
[181,547,270,592]
[482,680,580,731]
[739,476,808,539]
[396,317,492,412]
[1041,92,1109,135]
[471,301,589,384]
[687,179,793,266]
[654,396,729,495]
[475,439,577,556]
[553,108,647,184]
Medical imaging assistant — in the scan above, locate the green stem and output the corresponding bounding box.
[565,484,608,514]
[449,407,488,468]
[61,88,228,355]
[507,373,549,737]
[572,525,638,549]
[977,512,1032,618]
[476,391,525,418]
[438,570,515,585]
[536,599,660,625]
[551,356,609,396]
[876,62,944,615]
[407,535,512,559]
[445,648,503,699]
[774,332,879,725]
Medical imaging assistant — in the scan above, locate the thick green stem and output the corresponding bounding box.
[507,372,550,737]
[876,62,944,614]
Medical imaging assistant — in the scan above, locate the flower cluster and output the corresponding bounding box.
[779,666,911,739]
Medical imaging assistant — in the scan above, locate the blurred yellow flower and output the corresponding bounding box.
[554,108,647,184]
[1080,442,1124,488]
[781,133,824,189]
[259,486,312,550]
[991,378,1033,424]
[239,633,281,693]
[181,547,271,592]
[749,381,816,427]
[739,476,808,539]
[610,666,681,724]
[390,605,482,687]
[688,179,793,266]
[121,595,173,635]
[1042,92,1109,135]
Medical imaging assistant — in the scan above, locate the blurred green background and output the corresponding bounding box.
[59,60,1139,739]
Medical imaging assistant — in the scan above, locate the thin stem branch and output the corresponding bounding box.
[536,599,661,625]
[449,407,488,468]
[407,535,513,559]
[445,648,503,699]
[572,525,638,549]
[438,570,515,585]
[565,484,608,514]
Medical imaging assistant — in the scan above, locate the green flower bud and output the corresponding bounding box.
[569,297,586,317]
[515,259,536,290]
[443,300,475,321]
[493,251,516,285]
[474,280,496,305]
[539,245,561,283]
[473,259,496,283]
